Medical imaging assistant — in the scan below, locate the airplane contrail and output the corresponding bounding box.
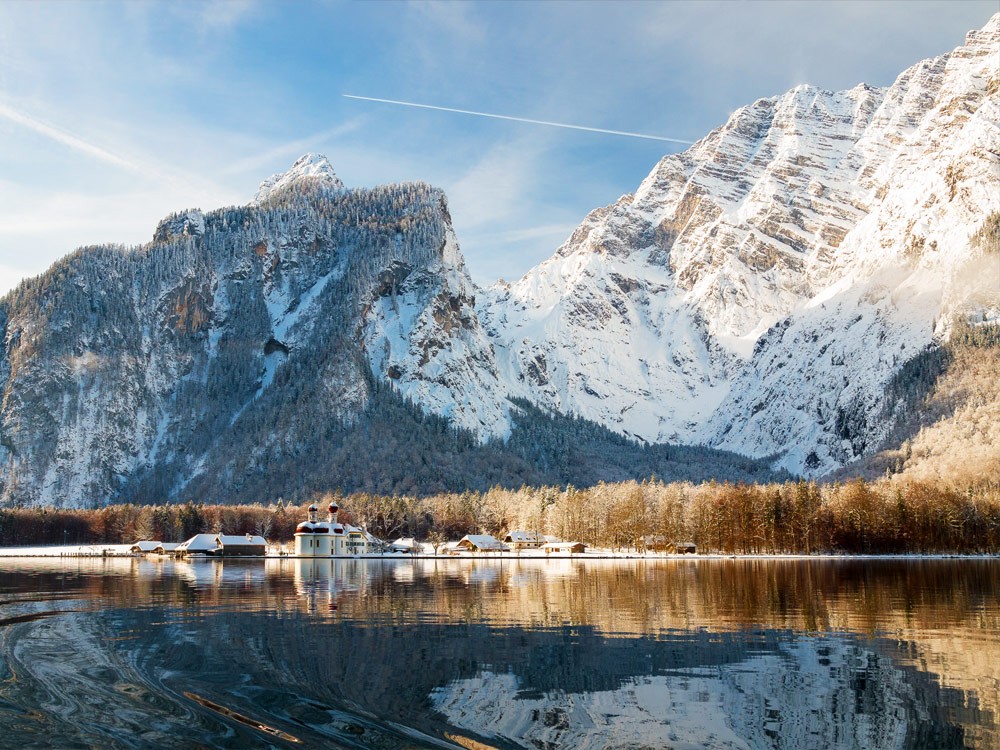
[343,94,694,145]
[0,100,142,172]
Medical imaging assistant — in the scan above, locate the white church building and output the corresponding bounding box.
[294,501,379,556]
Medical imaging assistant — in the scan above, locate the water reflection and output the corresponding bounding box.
[0,557,996,749]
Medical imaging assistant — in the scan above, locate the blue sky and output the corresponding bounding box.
[0,0,995,294]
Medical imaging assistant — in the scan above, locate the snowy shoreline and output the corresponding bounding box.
[0,544,996,561]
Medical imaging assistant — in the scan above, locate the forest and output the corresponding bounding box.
[2,474,997,555]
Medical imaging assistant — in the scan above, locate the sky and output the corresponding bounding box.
[0,0,996,294]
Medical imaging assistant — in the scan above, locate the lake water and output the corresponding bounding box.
[0,558,997,749]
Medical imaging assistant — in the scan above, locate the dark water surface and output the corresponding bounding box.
[0,558,997,749]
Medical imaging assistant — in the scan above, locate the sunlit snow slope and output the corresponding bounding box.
[479,15,1000,475]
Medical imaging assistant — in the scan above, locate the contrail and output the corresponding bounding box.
[343,94,694,145]
[0,101,142,172]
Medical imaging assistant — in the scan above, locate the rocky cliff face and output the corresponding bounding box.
[479,14,1000,475]
[0,158,509,506]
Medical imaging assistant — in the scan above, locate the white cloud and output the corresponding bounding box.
[195,0,261,34]
[446,136,547,230]
[0,261,34,297]
[465,223,577,247]
[408,1,485,45]
[639,0,998,98]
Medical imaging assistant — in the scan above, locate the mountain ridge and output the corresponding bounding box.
[0,15,996,506]
[0,160,781,507]
[479,13,999,476]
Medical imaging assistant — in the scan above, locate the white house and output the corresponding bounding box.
[502,531,544,550]
[389,537,421,553]
[541,541,587,555]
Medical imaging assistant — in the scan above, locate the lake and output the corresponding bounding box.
[0,557,997,749]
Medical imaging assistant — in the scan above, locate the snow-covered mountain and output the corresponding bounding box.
[0,158,516,506]
[0,17,996,506]
[480,14,1000,475]
[0,149,785,507]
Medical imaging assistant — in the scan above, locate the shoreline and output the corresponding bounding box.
[0,545,997,561]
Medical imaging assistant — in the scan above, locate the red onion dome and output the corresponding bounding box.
[328,503,339,513]
[307,503,319,512]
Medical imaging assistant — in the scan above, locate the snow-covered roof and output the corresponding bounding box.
[130,541,162,552]
[313,521,343,534]
[458,534,507,551]
[216,534,267,546]
[542,541,586,550]
[175,534,220,552]
[155,543,180,552]
[296,521,328,533]
[504,530,543,544]
[345,526,380,542]
[390,537,419,550]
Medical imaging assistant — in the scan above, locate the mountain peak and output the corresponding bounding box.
[253,153,344,204]
[962,12,1000,49]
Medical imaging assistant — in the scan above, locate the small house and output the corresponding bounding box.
[642,537,697,554]
[643,535,669,552]
[456,534,507,552]
[174,534,220,556]
[214,534,267,556]
[389,538,421,553]
[502,530,544,550]
[541,541,586,555]
[131,541,182,555]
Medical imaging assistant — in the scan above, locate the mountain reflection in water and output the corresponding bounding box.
[0,557,997,749]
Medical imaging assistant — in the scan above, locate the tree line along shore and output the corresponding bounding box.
[1,476,998,555]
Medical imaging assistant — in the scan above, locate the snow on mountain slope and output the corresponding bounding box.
[479,14,1000,474]
[362,221,510,439]
[254,152,345,204]
[0,157,509,506]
